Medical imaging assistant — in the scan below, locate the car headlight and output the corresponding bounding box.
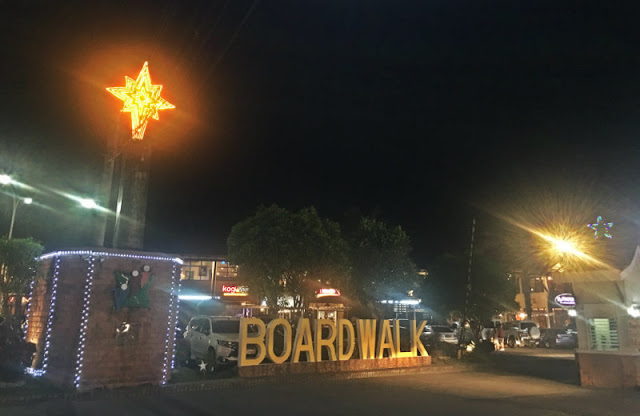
[217,340,235,348]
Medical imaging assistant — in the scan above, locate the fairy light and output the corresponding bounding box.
[40,257,61,375]
[106,62,175,140]
[162,262,179,383]
[23,278,35,341]
[171,270,183,370]
[38,250,183,265]
[587,215,614,239]
[73,255,97,389]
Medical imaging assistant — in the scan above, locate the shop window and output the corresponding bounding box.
[529,277,545,293]
[216,262,239,279]
[181,261,211,281]
[589,318,619,351]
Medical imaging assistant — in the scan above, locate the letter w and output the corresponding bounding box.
[356,319,377,359]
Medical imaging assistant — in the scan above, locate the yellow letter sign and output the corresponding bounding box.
[238,318,266,367]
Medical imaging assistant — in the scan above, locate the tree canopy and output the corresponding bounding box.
[0,237,43,317]
[227,205,349,310]
[348,217,420,313]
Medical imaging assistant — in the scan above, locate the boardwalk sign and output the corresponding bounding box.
[238,318,429,367]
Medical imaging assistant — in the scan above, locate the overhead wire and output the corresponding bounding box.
[196,0,261,98]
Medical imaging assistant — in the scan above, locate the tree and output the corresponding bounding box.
[0,237,43,317]
[227,205,349,312]
[348,217,420,315]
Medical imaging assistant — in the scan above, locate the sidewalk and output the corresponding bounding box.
[0,361,470,406]
[3,368,640,416]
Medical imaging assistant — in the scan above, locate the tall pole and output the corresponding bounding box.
[458,217,476,353]
[106,62,174,250]
[7,197,18,240]
[94,118,121,247]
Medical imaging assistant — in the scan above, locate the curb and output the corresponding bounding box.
[0,362,475,405]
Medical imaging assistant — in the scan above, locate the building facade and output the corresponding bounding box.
[178,255,264,318]
[512,270,575,329]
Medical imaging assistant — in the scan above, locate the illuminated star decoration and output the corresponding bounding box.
[107,62,175,140]
[198,360,207,373]
[587,215,614,239]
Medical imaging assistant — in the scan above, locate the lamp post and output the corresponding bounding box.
[0,174,33,240]
[8,196,32,240]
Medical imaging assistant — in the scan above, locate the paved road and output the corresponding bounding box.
[3,368,640,416]
[499,347,575,360]
[485,347,579,385]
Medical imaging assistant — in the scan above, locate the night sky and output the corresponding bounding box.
[3,1,640,266]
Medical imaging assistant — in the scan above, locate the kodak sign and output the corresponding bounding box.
[238,318,428,367]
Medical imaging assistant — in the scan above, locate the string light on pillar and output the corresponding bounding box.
[73,255,97,389]
[23,278,35,341]
[171,266,183,370]
[40,257,61,375]
[587,215,614,239]
[162,262,178,384]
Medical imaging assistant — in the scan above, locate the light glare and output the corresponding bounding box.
[79,198,97,209]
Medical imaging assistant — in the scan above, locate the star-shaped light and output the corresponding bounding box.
[587,215,614,239]
[198,360,207,373]
[107,62,175,140]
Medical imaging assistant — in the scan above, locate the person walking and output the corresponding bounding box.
[495,323,505,351]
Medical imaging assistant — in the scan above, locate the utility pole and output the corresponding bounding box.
[458,217,476,356]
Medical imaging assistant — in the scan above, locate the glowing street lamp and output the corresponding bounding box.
[553,239,575,255]
[79,198,98,210]
[0,174,11,185]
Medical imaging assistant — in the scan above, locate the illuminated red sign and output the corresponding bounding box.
[222,285,249,296]
[316,288,341,298]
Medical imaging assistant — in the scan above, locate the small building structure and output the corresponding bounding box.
[25,248,182,390]
[558,246,640,388]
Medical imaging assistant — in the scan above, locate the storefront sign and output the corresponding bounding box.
[238,318,428,367]
[316,288,341,298]
[554,293,576,307]
[222,285,249,296]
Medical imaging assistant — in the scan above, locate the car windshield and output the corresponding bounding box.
[210,320,258,334]
[521,322,537,330]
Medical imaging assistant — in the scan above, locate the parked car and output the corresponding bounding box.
[502,320,541,347]
[422,325,458,345]
[183,316,258,371]
[540,326,578,349]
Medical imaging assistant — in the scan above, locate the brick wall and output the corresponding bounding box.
[26,258,53,368]
[576,352,640,388]
[78,256,178,390]
[26,250,180,390]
